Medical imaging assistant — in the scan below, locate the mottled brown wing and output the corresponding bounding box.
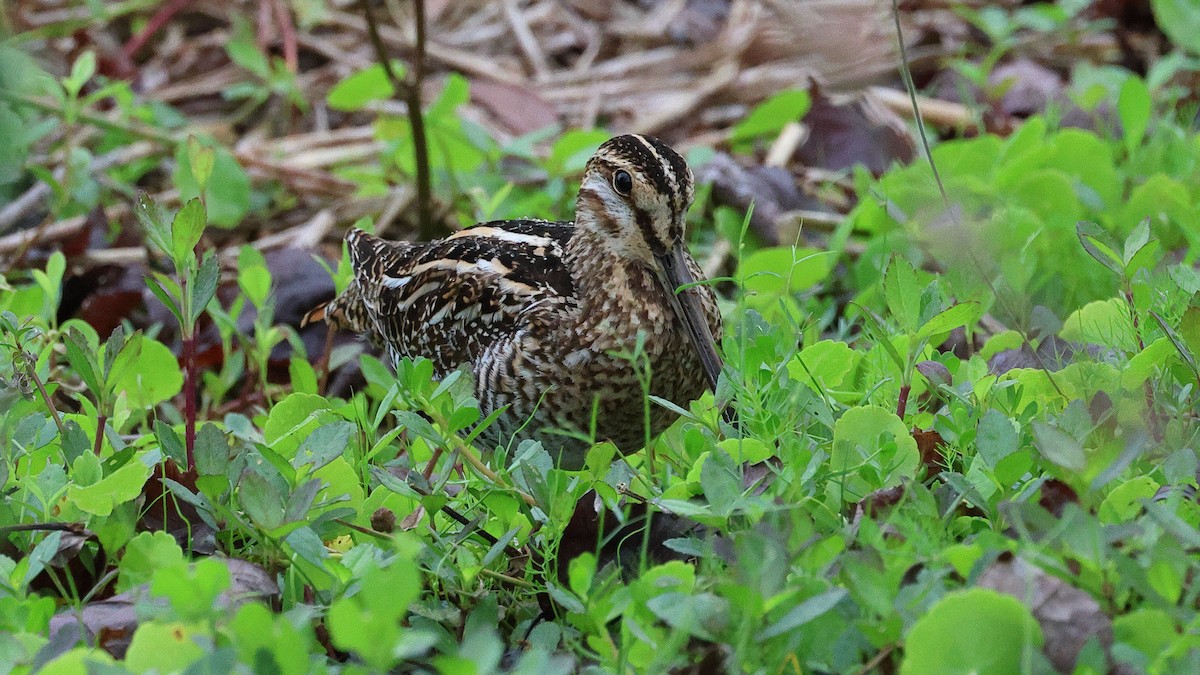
[358,220,576,374]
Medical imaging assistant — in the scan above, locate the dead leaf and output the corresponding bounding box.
[45,556,279,659]
[797,88,916,176]
[471,79,560,135]
[979,555,1126,674]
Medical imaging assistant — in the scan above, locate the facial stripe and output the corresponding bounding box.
[633,206,666,255]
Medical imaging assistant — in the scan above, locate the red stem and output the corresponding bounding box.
[93,415,107,455]
[122,0,195,61]
[897,383,911,420]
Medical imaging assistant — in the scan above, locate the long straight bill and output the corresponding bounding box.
[655,245,724,393]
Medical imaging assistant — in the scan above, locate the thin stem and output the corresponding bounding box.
[20,354,68,437]
[357,0,435,239]
[182,332,197,471]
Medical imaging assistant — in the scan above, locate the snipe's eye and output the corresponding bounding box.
[612,170,633,196]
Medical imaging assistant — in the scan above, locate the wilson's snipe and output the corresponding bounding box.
[308,134,723,468]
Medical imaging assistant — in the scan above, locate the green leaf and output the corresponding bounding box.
[328,559,422,670]
[393,410,445,447]
[64,328,102,396]
[195,423,230,476]
[737,247,835,296]
[757,588,846,640]
[186,136,216,192]
[191,252,219,324]
[730,89,810,145]
[237,245,271,309]
[1118,76,1151,152]
[327,62,401,111]
[293,420,354,472]
[976,409,1018,468]
[916,301,982,341]
[171,197,206,266]
[1150,0,1200,56]
[1061,298,1137,353]
[239,467,287,530]
[135,193,172,255]
[1122,218,1151,268]
[19,531,63,589]
[155,420,187,467]
[1031,420,1086,472]
[107,336,183,409]
[145,274,184,327]
[100,324,129,382]
[173,143,249,228]
[64,51,96,97]
[787,340,858,391]
[884,257,924,333]
[67,458,152,516]
[1076,221,1123,275]
[124,621,206,672]
[118,531,184,591]
[831,406,919,500]
[900,589,1043,675]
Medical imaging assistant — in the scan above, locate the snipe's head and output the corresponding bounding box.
[576,134,695,261]
[576,134,722,392]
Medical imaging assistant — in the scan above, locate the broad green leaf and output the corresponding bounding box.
[237,245,271,309]
[1150,0,1200,56]
[124,621,206,672]
[239,467,286,530]
[884,257,923,333]
[292,421,353,472]
[171,198,206,267]
[1121,337,1177,389]
[730,89,810,145]
[118,531,184,591]
[916,301,983,340]
[1122,218,1151,268]
[1060,298,1136,353]
[107,336,182,408]
[1098,476,1158,524]
[787,339,858,391]
[186,136,215,192]
[1031,420,1086,471]
[328,559,422,670]
[195,423,230,476]
[737,247,835,296]
[173,143,249,228]
[67,458,152,516]
[900,589,1043,675]
[1117,76,1152,152]
[327,62,401,110]
[831,405,919,500]
[976,409,1018,468]
[263,392,335,458]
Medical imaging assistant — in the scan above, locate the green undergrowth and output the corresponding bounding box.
[3,34,1200,675]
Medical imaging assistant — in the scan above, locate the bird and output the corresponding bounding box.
[305,134,723,469]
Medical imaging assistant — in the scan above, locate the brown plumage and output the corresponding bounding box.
[308,134,723,468]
